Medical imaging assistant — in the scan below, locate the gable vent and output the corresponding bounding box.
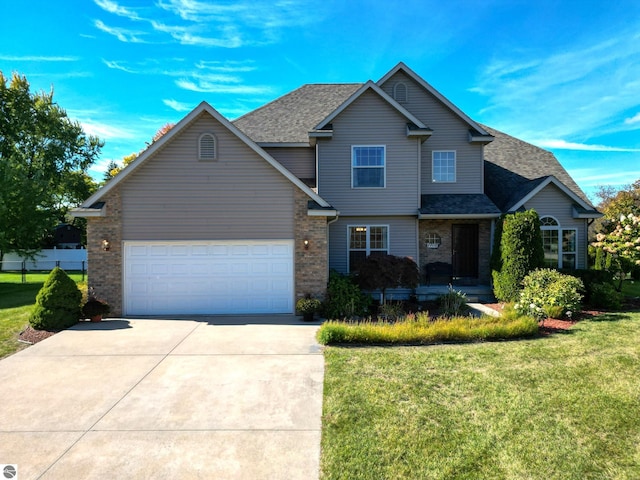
[394,82,408,103]
[199,133,216,160]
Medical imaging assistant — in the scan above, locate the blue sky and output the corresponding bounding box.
[1,0,639,202]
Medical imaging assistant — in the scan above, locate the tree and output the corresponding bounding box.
[492,210,545,302]
[591,179,640,285]
[0,72,103,259]
[353,255,420,304]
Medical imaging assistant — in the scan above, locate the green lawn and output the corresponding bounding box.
[0,272,84,358]
[622,279,640,297]
[321,311,640,480]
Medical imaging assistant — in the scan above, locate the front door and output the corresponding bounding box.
[452,224,479,279]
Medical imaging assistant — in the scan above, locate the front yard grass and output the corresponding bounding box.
[0,272,84,358]
[321,311,640,479]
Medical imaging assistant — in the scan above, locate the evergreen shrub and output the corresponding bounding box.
[492,210,545,302]
[322,271,371,320]
[29,267,82,330]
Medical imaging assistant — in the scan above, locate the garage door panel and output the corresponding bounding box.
[124,240,294,315]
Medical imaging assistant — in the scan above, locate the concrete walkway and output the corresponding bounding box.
[0,316,324,480]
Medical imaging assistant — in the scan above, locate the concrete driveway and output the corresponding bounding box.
[0,316,324,479]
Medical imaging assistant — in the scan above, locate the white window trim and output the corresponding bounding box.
[432,150,456,183]
[540,216,577,268]
[347,224,390,272]
[198,132,217,161]
[351,145,386,189]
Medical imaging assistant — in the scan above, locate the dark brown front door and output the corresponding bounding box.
[452,224,479,278]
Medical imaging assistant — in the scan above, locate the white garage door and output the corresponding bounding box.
[123,241,294,315]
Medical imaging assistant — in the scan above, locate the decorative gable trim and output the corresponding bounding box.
[508,176,594,213]
[312,81,429,133]
[72,102,333,215]
[378,62,493,140]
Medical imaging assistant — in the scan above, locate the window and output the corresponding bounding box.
[432,151,456,182]
[393,82,408,103]
[352,146,385,188]
[348,225,389,271]
[199,133,216,160]
[540,216,577,268]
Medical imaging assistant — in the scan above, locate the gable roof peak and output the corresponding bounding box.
[314,80,427,131]
[377,62,491,137]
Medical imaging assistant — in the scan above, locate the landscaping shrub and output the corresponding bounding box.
[492,210,545,302]
[438,285,468,317]
[316,311,538,345]
[322,271,371,319]
[516,268,583,320]
[588,282,624,309]
[29,267,82,330]
[353,255,419,304]
[560,268,614,304]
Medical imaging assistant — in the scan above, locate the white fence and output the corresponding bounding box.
[1,248,87,271]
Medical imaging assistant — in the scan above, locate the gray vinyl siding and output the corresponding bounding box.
[121,112,294,240]
[380,71,484,195]
[328,216,418,274]
[523,183,588,269]
[263,147,315,180]
[317,90,421,216]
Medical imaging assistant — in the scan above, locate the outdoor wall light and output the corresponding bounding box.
[303,239,310,250]
[102,239,110,251]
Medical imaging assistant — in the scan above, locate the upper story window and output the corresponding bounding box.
[199,133,217,161]
[393,82,408,103]
[352,145,385,188]
[432,151,456,182]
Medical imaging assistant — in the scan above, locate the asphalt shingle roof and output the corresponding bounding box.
[233,83,596,214]
[482,125,594,210]
[233,83,363,143]
[420,194,501,216]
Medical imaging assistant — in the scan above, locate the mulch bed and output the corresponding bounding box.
[483,303,609,335]
[18,326,60,345]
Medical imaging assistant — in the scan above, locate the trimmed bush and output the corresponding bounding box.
[516,268,583,320]
[560,268,614,304]
[492,210,545,302]
[588,282,623,310]
[322,271,371,320]
[29,267,82,330]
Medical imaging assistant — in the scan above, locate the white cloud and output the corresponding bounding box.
[473,28,640,142]
[624,112,640,125]
[175,79,271,95]
[195,60,256,72]
[0,55,78,62]
[102,59,138,73]
[94,20,146,43]
[532,139,640,152]
[93,0,141,20]
[163,99,192,112]
[80,119,137,140]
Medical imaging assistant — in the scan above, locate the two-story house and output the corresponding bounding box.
[72,62,599,316]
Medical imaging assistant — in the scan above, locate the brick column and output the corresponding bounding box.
[86,187,123,316]
[294,188,329,301]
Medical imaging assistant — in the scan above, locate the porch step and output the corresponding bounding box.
[415,284,495,303]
